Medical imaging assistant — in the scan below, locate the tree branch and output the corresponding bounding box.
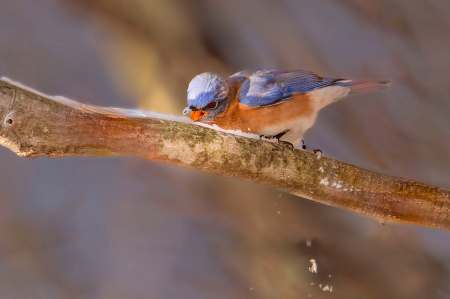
[1,79,449,231]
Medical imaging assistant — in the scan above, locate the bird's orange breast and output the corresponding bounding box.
[208,91,315,135]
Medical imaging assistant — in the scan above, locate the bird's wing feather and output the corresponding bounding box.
[235,69,338,107]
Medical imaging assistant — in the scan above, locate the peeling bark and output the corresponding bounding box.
[0,80,449,231]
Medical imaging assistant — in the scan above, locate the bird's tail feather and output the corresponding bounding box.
[333,80,390,94]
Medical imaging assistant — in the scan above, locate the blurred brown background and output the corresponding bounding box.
[1,0,450,298]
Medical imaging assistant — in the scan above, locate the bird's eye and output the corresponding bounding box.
[207,101,218,109]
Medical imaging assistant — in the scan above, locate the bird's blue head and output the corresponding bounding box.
[184,72,230,122]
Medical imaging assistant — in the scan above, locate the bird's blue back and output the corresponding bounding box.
[232,68,340,107]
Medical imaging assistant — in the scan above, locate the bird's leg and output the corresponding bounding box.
[301,140,306,150]
[274,131,294,150]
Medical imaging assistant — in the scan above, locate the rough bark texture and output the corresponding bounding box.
[1,80,449,231]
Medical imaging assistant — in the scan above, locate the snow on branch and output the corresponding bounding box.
[0,79,449,231]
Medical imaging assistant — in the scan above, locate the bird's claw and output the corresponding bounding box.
[278,139,294,149]
[260,131,294,150]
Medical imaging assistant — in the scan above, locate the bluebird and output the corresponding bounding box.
[184,68,389,149]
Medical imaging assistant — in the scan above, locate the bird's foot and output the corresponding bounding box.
[273,131,294,149]
[313,149,323,157]
[301,140,306,150]
[260,131,294,149]
[277,139,294,149]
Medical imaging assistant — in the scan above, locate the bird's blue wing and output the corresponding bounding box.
[235,69,338,107]
[231,68,277,79]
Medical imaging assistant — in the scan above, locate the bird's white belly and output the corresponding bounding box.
[258,124,291,136]
[250,85,349,148]
[258,113,318,147]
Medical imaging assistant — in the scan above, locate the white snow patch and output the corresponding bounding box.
[320,285,333,292]
[1,77,192,123]
[319,167,324,173]
[320,178,329,186]
[306,241,312,247]
[1,77,53,99]
[84,106,193,122]
[197,123,274,141]
[309,259,318,273]
[331,181,343,188]
[277,210,281,214]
